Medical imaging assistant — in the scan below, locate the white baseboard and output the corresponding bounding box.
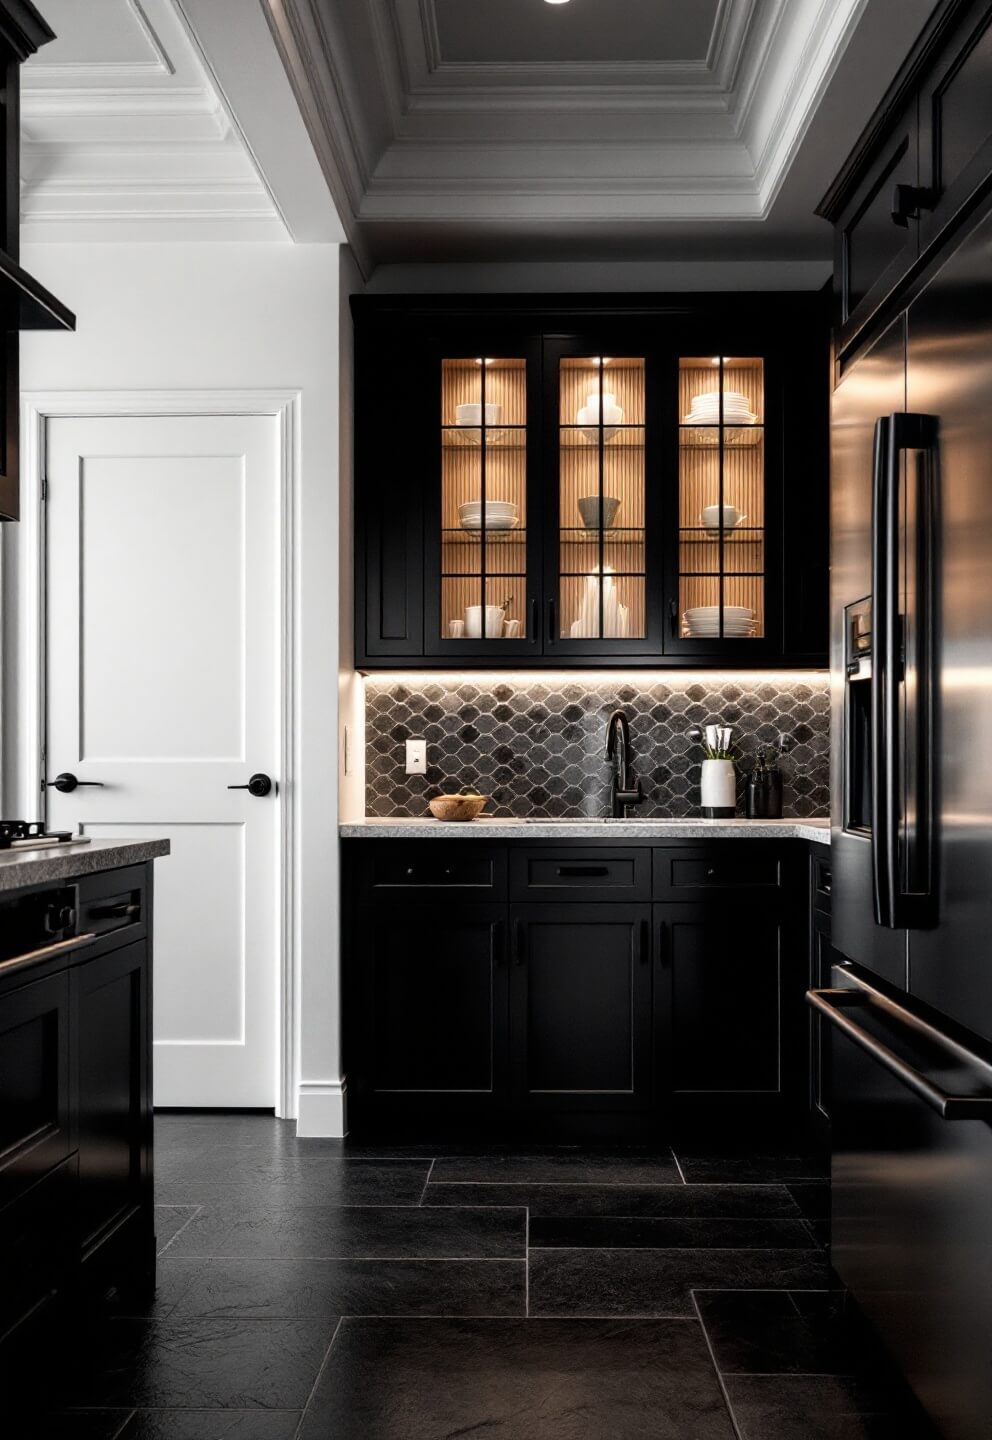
[296,1080,347,1138]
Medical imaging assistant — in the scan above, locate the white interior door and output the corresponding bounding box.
[45,414,281,1108]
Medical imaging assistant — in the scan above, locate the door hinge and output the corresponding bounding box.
[40,476,48,502]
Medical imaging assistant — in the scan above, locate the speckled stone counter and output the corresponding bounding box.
[341,818,830,844]
[0,837,170,891]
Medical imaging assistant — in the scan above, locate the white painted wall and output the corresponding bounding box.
[14,240,346,1136]
[338,246,365,823]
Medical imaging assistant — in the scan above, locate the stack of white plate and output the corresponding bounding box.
[683,604,756,637]
[683,389,757,425]
[458,499,518,531]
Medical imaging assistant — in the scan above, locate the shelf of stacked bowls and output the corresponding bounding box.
[681,390,760,445]
[458,498,519,532]
[449,402,505,445]
[682,605,756,638]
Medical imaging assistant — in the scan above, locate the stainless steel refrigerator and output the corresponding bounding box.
[817,196,992,1438]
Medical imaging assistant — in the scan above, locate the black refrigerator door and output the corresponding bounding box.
[908,200,992,1044]
[830,316,909,989]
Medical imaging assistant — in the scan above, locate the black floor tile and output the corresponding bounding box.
[154,1205,199,1255]
[787,1179,832,1220]
[297,1317,737,1440]
[426,1181,803,1218]
[24,1414,133,1439]
[63,1319,337,1410]
[529,1216,816,1249]
[431,1153,681,1185]
[164,1202,525,1259]
[116,1410,303,1438]
[156,1256,524,1318]
[529,1247,829,1317]
[722,1375,921,1440]
[154,1159,431,1206]
[675,1152,828,1184]
[695,1290,862,1375]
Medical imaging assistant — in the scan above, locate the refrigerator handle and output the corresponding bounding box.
[870,414,896,927]
[872,411,939,930]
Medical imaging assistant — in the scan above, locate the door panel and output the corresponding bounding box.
[511,903,652,1112]
[831,317,909,989]
[908,203,992,1043]
[658,905,782,1095]
[45,414,281,1106]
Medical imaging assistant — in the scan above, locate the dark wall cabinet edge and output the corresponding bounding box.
[0,0,55,60]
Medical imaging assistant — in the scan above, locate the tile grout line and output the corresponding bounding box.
[672,1151,688,1185]
[293,1315,344,1440]
[417,1158,436,1206]
[109,1409,137,1440]
[155,1204,204,1257]
[525,1206,530,1317]
[690,1289,746,1440]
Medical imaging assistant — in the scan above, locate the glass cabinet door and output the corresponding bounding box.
[555,355,649,648]
[676,356,766,645]
[435,356,533,649]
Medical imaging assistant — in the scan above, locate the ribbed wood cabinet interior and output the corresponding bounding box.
[354,293,829,668]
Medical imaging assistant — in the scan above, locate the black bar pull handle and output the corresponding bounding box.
[639,918,649,964]
[547,598,557,646]
[871,411,938,929]
[513,919,525,965]
[530,597,538,643]
[556,865,609,878]
[807,981,992,1119]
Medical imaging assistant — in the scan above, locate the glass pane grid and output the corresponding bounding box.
[678,356,765,640]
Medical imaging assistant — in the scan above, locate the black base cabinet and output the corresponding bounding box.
[344,839,811,1139]
[0,864,154,1379]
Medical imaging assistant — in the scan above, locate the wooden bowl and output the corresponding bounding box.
[428,793,488,822]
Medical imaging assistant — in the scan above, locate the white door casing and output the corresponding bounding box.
[43,408,294,1109]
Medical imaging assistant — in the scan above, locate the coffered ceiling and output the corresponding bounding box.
[20,0,343,242]
[264,0,932,271]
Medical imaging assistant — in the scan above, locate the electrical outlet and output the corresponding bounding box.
[405,738,427,775]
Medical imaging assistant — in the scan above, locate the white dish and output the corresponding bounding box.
[464,604,506,638]
[459,516,518,531]
[684,606,754,618]
[456,402,502,426]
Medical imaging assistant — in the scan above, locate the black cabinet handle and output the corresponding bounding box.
[547,598,556,645]
[639,918,649,964]
[669,599,678,637]
[91,901,140,920]
[45,772,104,793]
[513,919,525,965]
[530,597,538,643]
[556,865,609,878]
[890,183,937,228]
[228,773,274,798]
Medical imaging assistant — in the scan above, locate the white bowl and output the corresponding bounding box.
[700,505,746,529]
[464,605,506,639]
[456,402,502,426]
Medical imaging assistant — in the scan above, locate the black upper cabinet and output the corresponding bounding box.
[818,0,992,362]
[0,0,75,523]
[353,294,829,669]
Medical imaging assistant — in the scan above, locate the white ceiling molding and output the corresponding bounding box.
[20,0,287,241]
[262,0,870,238]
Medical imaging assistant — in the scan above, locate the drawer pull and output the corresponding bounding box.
[91,902,140,920]
[706,867,716,877]
[556,865,609,878]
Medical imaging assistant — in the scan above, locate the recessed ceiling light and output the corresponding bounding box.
[544,1,572,5]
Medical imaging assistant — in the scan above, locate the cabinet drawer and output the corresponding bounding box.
[653,845,783,899]
[0,1154,76,1343]
[510,847,650,902]
[0,970,71,1212]
[78,867,146,943]
[361,845,506,897]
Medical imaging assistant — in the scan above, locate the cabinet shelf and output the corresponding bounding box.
[443,529,526,543]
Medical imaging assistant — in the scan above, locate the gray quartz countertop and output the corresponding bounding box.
[341,818,830,844]
[0,837,170,892]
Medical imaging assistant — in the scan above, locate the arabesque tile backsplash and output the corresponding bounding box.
[364,674,830,819]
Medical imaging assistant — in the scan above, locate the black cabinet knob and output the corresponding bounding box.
[45,772,105,793]
[227,773,274,797]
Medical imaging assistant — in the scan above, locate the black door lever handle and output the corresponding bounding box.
[228,773,275,797]
[45,772,104,793]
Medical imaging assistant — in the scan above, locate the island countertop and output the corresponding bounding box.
[340,817,830,844]
[0,837,170,892]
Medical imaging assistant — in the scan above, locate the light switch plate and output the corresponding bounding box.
[405,738,427,774]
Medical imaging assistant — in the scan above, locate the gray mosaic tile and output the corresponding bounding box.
[365,676,830,820]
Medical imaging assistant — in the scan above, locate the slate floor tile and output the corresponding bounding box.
[24,1414,134,1439]
[430,1153,681,1185]
[297,1317,737,1440]
[695,1290,862,1374]
[529,1247,829,1317]
[156,1256,525,1318]
[425,1181,803,1218]
[164,1202,525,1260]
[154,1159,430,1206]
[722,1375,924,1440]
[63,1319,337,1410]
[788,1179,832,1219]
[154,1205,200,1255]
[116,1410,304,1438]
[675,1152,828,1184]
[529,1216,816,1249]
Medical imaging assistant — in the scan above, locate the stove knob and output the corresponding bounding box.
[58,904,76,931]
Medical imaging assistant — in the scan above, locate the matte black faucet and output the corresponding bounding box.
[605,710,644,819]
